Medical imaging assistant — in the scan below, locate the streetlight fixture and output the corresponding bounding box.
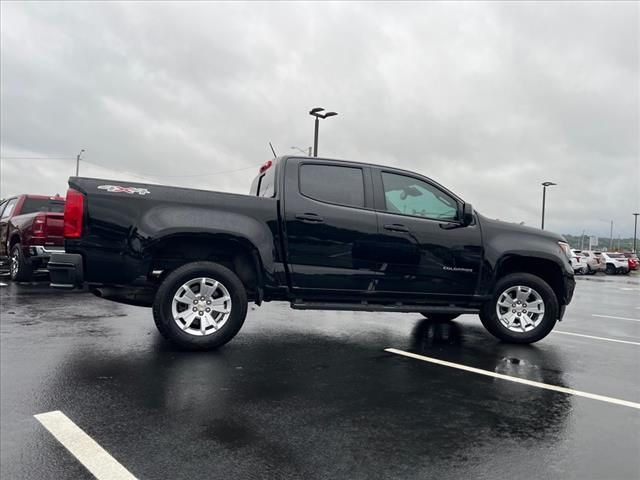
[633,213,639,253]
[291,146,312,156]
[309,107,338,157]
[540,181,556,230]
[75,149,85,176]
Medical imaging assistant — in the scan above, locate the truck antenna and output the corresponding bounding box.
[269,142,277,158]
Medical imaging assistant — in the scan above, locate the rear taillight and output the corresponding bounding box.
[64,188,84,238]
[32,213,46,237]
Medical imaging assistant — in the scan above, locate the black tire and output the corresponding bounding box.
[605,263,616,275]
[479,273,558,344]
[10,243,33,282]
[152,261,248,350]
[420,313,460,322]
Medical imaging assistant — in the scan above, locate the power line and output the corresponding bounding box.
[1,156,258,179]
[79,158,257,179]
[0,156,74,160]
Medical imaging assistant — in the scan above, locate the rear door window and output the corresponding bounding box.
[299,164,364,208]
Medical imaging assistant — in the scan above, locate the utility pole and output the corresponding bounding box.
[540,182,556,230]
[309,107,338,157]
[633,213,639,253]
[75,149,85,176]
[580,230,585,250]
[609,220,613,250]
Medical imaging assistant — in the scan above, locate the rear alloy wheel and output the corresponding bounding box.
[152,261,247,350]
[605,263,616,275]
[10,243,33,282]
[480,273,558,344]
[420,313,460,322]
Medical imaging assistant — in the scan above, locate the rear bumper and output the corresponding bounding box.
[29,245,65,258]
[48,253,84,289]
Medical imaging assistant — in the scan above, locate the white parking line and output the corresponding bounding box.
[385,348,640,410]
[34,411,137,480]
[0,282,7,286]
[592,314,640,322]
[555,330,640,346]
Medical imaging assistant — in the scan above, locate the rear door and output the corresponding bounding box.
[282,158,380,293]
[370,168,483,298]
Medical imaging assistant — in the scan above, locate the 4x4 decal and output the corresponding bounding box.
[98,185,150,195]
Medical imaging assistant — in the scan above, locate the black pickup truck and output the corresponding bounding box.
[49,156,575,349]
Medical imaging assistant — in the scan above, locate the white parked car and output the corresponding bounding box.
[601,252,630,275]
[581,250,606,274]
[569,249,588,274]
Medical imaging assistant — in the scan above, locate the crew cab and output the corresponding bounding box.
[49,156,575,349]
[0,194,65,281]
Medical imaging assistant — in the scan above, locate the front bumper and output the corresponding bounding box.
[48,253,84,289]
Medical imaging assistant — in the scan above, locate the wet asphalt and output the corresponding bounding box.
[1,273,639,480]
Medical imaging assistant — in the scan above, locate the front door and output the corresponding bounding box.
[0,198,17,258]
[371,169,483,299]
[283,158,380,294]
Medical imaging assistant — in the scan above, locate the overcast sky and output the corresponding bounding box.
[1,1,638,238]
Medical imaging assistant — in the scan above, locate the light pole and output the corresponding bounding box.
[309,107,338,157]
[75,149,85,176]
[291,146,312,156]
[541,181,556,230]
[633,213,639,253]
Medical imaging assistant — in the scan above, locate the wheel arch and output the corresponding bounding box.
[147,233,264,302]
[493,255,567,306]
[9,232,21,249]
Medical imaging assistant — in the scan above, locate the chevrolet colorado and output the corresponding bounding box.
[49,156,575,349]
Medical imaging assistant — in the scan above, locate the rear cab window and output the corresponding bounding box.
[250,162,277,198]
[299,164,364,208]
[21,198,65,214]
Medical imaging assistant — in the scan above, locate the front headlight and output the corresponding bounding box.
[558,241,571,260]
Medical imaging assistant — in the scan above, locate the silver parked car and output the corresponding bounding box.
[581,250,606,274]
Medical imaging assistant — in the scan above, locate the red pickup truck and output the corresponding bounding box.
[0,194,65,281]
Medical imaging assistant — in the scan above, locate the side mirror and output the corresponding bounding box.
[462,203,474,226]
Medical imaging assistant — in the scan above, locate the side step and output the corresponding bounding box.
[290,302,479,314]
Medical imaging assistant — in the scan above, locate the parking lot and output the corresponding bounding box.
[1,273,639,480]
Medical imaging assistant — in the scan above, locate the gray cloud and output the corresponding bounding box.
[1,1,638,238]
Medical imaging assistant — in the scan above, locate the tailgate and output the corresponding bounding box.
[43,213,64,246]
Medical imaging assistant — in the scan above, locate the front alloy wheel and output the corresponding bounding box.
[495,285,545,333]
[479,272,558,344]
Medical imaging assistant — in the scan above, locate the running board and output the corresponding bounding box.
[290,302,479,314]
